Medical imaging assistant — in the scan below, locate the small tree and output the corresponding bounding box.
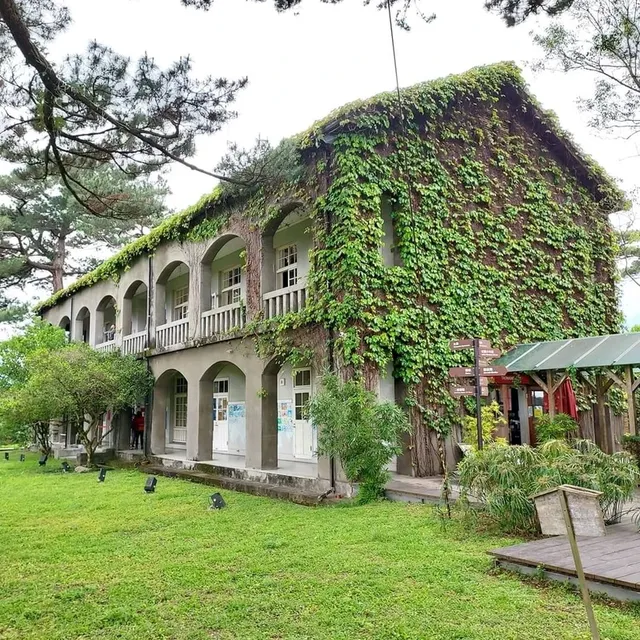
[0,319,68,453]
[308,372,411,503]
[11,343,153,465]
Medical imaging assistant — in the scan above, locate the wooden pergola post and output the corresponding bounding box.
[546,370,556,419]
[625,365,638,436]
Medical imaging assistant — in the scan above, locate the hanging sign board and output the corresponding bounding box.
[450,385,489,398]
[450,385,476,398]
[450,339,492,351]
[448,366,475,378]
[479,365,508,377]
[479,347,502,360]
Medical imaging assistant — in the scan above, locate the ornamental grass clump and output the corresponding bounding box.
[308,373,411,503]
[457,439,639,534]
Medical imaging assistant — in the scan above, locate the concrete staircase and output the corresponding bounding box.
[140,463,327,506]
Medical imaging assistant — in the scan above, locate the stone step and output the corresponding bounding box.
[140,465,324,506]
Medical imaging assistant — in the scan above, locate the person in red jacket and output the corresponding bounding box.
[131,410,145,450]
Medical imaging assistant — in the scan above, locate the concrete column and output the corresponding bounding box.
[186,379,212,460]
[121,296,133,336]
[150,384,167,455]
[244,367,277,470]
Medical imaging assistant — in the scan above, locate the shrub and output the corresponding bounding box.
[534,413,578,444]
[308,373,411,503]
[462,401,507,447]
[457,439,639,533]
[622,434,640,469]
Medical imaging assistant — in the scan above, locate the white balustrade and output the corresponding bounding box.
[122,330,148,355]
[95,340,117,353]
[156,318,189,348]
[263,283,307,319]
[201,302,244,338]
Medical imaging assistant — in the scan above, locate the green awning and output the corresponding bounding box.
[495,333,640,372]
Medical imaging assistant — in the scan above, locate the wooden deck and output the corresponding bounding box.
[490,522,640,601]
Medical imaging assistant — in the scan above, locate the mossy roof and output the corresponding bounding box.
[35,61,625,313]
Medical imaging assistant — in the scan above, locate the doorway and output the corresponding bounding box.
[293,369,315,459]
[212,378,229,452]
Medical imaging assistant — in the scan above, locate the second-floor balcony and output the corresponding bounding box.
[157,318,189,349]
[201,302,244,338]
[263,282,308,320]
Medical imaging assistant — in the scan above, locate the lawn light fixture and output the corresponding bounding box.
[19,454,25,462]
[144,476,157,493]
[209,492,226,510]
[98,467,107,482]
[61,461,71,473]
[4,452,8,460]
[38,455,48,466]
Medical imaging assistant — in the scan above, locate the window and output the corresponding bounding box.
[173,286,189,321]
[214,396,228,422]
[214,379,229,394]
[173,375,188,443]
[295,392,310,421]
[221,266,242,306]
[277,244,298,288]
[294,369,311,387]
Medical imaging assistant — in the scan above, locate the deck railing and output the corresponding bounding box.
[122,330,147,355]
[156,318,189,348]
[263,283,307,319]
[95,340,117,353]
[201,302,244,338]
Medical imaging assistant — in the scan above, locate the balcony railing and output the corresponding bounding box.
[95,340,117,353]
[201,302,244,338]
[157,318,189,348]
[263,282,307,319]
[122,330,147,355]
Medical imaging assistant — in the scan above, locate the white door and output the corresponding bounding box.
[293,369,315,459]
[212,379,229,452]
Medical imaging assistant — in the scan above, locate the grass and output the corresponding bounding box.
[0,454,639,640]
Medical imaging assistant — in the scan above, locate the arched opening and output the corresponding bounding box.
[262,207,312,319]
[74,307,91,343]
[95,296,117,349]
[58,316,71,341]
[199,235,246,339]
[155,261,190,348]
[151,369,189,456]
[122,280,148,354]
[199,361,247,463]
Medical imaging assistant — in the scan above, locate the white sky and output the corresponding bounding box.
[36,0,640,326]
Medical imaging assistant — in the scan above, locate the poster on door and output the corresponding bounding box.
[227,402,246,452]
[277,400,294,432]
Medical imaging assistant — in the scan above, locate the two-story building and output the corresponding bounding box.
[37,63,623,488]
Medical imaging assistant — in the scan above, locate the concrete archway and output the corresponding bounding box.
[151,369,189,456]
[197,361,247,462]
[95,295,117,346]
[155,261,190,347]
[199,234,247,338]
[74,307,90,343]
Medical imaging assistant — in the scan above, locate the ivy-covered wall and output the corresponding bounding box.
[294,63,622,474]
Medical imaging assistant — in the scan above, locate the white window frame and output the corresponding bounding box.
[172,285,189,321]
[276,244,298,289]
[172,376,188,443]
[214,378,229,395]
[293,368,312,421]
[220,266,242,307]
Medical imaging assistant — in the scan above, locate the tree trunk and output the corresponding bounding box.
[51,235,66,292]
[33,422,52,456]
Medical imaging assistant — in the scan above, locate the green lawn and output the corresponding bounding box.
[0,454,638,640]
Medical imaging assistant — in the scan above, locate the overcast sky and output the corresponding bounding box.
[44,0,640,326]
